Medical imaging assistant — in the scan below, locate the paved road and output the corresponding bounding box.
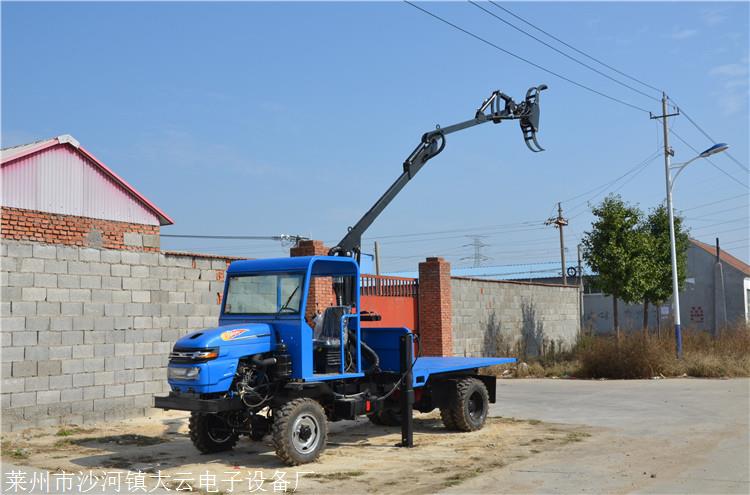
[443,378,749,494]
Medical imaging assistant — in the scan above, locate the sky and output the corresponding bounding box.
[2,1,748,273]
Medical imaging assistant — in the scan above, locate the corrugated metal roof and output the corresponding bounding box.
[1,135,173,225]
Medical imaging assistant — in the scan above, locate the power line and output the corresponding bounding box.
[567,151,661,220]
[359,219,546,241]
[488,1,663,95]
[690,225,748,235]
[670,130,749,189]
[685,217,747,229]
[668,98,749,173]
[680,193,747,212]
[561,149,660,208]
[161,233,308,243]
[470,4,747,181]
[684,205,749,220]
[470,1,659,103]
[357,225,549,247]
[403,1,653,113]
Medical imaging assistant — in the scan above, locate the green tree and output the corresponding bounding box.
[582,195,646,338]
[638,204,689,333]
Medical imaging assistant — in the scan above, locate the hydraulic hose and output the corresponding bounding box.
[348,330,380,372]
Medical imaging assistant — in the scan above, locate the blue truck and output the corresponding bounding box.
[155,86,546,465]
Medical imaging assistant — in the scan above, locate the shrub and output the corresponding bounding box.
[483,322,749,379]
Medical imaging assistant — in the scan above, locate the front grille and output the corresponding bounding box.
[169,348,215,364]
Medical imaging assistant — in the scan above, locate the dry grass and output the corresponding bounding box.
[487,323,749,379]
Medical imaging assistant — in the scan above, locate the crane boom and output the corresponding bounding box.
[329,85,548,261]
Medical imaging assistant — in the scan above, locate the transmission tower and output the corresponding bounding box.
[461,235,491,267]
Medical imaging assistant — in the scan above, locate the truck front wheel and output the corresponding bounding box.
[442,378,489,431]
[189,412,239,453]
[272,398,327,465]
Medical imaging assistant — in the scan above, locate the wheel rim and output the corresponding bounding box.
[292,413,321,454]
[467,391,485,422]
[206,415,234,443]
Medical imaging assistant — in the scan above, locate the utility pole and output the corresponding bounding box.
[650,93,681,358]
[546,203,568,285]
[577,243,584,330]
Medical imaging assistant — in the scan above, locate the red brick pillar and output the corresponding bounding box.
[290,240,336,323]
[418,257,453,356]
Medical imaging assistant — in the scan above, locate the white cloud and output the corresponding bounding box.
[669,28,698,40]
[702,9,727,27]
[709,56,750,116]
[709,63,749,78]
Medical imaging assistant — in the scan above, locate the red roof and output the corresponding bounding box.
[1,135,173,225]
[691,238,750,276]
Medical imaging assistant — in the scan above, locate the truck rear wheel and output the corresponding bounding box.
[443,378,489,431]
[440,408,458,429]
[272,398,327,465]
[189,412,239,453]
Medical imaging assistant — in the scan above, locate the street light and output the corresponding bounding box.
[665,142,729,358]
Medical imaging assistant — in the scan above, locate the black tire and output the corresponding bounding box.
[249,415,270,441]
[189,412,239,453]
[367,408,401,426]
[366,412,384,426]
[440,407,458,430]
[447,378,489,432]
[272,398,328,465]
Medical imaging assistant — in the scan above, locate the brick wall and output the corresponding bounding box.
[0,239,238,432]
[289,240,336,322]
[451,277,580,358]
[418,257,453,356]
[1,207,160,252]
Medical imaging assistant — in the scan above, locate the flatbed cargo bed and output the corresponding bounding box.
[411,356,515,387]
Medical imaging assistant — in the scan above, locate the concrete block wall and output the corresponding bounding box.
[451,277,580,358]
[0,239,237,432]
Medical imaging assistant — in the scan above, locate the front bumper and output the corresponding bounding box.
[154,392,243,413]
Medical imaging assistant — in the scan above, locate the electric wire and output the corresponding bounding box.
[487,1,663,95]
[684,205,749,220]
[470,1,660,103]
[566,151,661,219]
[670,130,749,189]
[403,1,653,114]
[561,149,661,209]
[669,98,749,173]
[680,193,747,212]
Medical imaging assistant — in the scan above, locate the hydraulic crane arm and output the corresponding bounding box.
[329,84,548,260]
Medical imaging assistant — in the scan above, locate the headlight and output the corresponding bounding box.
[168,366,201,381]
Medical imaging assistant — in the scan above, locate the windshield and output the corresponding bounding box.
[224,273,304,315]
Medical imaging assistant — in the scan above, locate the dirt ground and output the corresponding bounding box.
[2,410,589,494]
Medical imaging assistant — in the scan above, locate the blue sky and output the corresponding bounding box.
[3,1,748,272]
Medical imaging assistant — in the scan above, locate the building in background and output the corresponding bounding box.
[584,239,750,333]
[1,134,173,250]
[1,135,239,432]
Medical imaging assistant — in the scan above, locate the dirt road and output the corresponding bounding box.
[3,378,746,494]
[1,410,585,494]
